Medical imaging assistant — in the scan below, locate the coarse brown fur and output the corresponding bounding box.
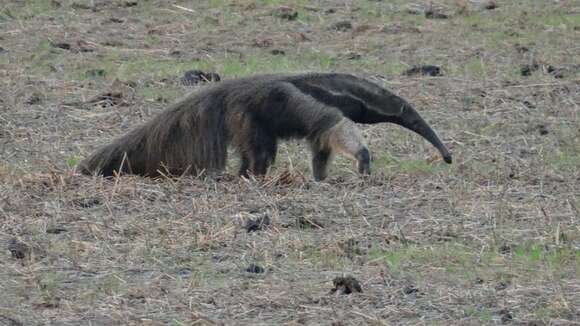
[78,73,451,180]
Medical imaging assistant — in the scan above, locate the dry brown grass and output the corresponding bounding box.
[1,0,579,325]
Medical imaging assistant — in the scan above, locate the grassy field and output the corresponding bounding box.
[1,0,579,325]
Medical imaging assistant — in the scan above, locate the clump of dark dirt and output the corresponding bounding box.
[272,7,298,21]
[270,49,286,56]
[253,38,273,48]
[499,308,513,323]
[8,238,30,260]
[72,197,101,208]
[245,263,265,274]
[107,17,125,24]
[520,64,539,76]
[330,276,362,295]
[425,10,449,19]
[548,67,567,79]
[483,0,498,10]
[522,100,535,108]
[46,226,68,234]
[403,285,420,295]
[403,65,442,77]
[49,40,95,53]
[499,243,513,255]
[521,63,565,78]
[25,93,44,105]
[86,69,107,78]
[536,124,549,135]
[50,42,72,50]
[181,70,221,86]
[245,214,271,233]
[331,21,353,32]
[101,39,124,47]
[496,281,509,291]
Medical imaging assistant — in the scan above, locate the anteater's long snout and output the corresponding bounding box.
[398,105,452,164]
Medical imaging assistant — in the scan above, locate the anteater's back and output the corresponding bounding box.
[78,85,230,177]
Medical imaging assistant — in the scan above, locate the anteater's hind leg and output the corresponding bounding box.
[310,118,370,181]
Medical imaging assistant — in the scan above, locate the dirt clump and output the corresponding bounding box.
[499,308,513,323]
[404,65,443,77]
[50,42,72,50]
[72,197,101,208]
[245,214,271,233]
[25,93,44,105]
[330,276,363,295]
[46,226,68,234]
[521,63,566,78]
[245,263,265,273]
[86,69,107,78]
[8,238,30,260]
[331,21,353,32]
[403,285,420,295]
[270,49,285,55]
[483,0,498,10]
[425,10,449,19]
[181,70,221,86]
[272,7,298,21]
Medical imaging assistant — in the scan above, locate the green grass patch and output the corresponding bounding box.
[24,40,62,75]
[137,85,184,103]
[299,245,351,270]
[0,0,59,20]
[61,50,339,83]
[367,242,579,279]
[218,52,337,76]
[65,156,81,168]
[549,149,580,172]
[464,307,493,322]
[533,13,580,29]
[464,57,487,77]
[367,243,474,273]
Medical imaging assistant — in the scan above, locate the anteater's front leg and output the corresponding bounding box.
[311,148,332,181]
[235,125,278,178]
[311,118,370,180]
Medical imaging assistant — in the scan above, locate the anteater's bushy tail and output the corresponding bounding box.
[77,94,228,177]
